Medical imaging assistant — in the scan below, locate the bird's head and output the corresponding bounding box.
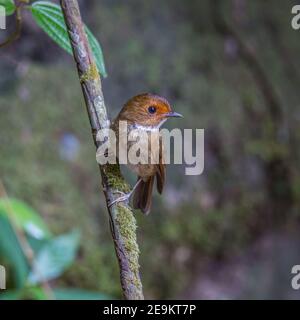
[117,93,183,128]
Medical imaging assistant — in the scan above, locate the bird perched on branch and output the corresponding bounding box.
[110,93,183,214]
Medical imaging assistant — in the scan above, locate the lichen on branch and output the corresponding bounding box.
[60,0,144,300]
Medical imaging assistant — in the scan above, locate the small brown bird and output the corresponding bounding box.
[110,93,183,214]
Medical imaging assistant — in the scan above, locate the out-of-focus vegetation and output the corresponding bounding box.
[1,0,300,299]
[0,197,109,299]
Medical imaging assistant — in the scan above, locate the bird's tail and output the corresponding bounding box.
[133,177,154,215]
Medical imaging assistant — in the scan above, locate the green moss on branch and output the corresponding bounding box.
[80,63,99,83]
[105,164,131,193]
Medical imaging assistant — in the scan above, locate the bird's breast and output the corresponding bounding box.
[117,126,161,178]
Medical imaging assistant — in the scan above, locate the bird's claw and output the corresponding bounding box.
[107,179,142,209]
[108,191,130,208]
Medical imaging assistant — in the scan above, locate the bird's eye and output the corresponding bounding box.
[148,106,157,114]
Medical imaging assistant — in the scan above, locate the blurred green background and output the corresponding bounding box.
[1,0,300,299]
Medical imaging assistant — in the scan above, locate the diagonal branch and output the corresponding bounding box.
[60,0,144,300]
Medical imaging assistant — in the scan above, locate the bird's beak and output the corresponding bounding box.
[165,111,183,118]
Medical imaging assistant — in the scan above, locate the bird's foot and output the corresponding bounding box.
[107,179,142,209]
[108,191,131,208]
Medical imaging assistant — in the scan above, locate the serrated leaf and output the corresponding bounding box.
[0,198,51,239]
[0,0,16,16]
[28,230,80,284]
[30,1,107,77]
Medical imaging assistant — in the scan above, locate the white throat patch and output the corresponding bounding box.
[133,119,167,132]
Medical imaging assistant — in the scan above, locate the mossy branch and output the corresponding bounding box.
[60,0,144,300]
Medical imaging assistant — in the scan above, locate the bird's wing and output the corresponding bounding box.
[156,135,165,194]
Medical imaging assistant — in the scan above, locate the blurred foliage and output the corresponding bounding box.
[0,197,109,299]
[0,0,16,16]
[1,0,300,299]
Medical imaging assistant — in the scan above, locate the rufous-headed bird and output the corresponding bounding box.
[110,93,183,214]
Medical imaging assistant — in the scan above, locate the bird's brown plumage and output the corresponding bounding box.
[111,93,181,214]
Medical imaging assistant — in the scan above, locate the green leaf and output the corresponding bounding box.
[30,1,107,77]
[27,234,49,254]
[0,0,16,16]
[24,286,48,300]
[28,230,80,284]
[53,288,111,300]
[0,198,51,239]
[0,215,29,288]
